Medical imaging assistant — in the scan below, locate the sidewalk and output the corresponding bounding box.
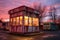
[25,30,60,36]
[3,30,59,36]
[24,31,44,36]
[4,30,44,36]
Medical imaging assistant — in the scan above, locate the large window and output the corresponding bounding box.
[33,18,39,26]
[10,18,13,24]
[24,16,28,26]
[19,16,23,25]
[23,16,39,26]
[29,17,32,26]
[13,18,15,25]
[12,18,14,25]
[35,18,39,26]
[16,17,19,25]
[10,14,39,27]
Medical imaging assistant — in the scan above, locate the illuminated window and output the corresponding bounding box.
[19,16,23,25]
[10,18,12,22]
[10,18,12,24]
[33,18,39,26]
[12,18,14,25]
[16,17,19,25]
[29,17,32,26]
[13,18,16,25]
[35,18,39,26]
[24,16,28,26]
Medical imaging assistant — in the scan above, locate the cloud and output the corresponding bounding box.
[0,0,60,19]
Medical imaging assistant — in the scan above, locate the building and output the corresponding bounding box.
[8,6,40,34]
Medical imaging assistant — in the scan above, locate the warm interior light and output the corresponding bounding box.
[33,18,39,26]
[20,16,23,25]
[10,16,39,26]
[24,16,28,26]
[29,17,32,26]
[16,17,19,25]
[13,18,16,25]
[10,18,12,22]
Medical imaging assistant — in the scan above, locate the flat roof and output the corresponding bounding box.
[8,5,40,14]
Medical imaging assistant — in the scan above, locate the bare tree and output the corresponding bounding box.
[33,3,46,21]
[49,6,56,23]
[33,3,46,30]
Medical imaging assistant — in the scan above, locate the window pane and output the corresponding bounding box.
[10,18,12,23]
[13,18,16,25]
[24,16,28,26]
[29,17,32,26]
[20,16,23,25]
[12,18,14,25]
[35,18,39,26]
[10,18,12,24]
[16,17,19,25]
[33,18,39,26]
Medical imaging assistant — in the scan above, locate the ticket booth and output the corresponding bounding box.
[8,6,40,34]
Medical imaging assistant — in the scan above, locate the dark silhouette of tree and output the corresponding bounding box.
[33,3,46,30]
[49,6,56,23]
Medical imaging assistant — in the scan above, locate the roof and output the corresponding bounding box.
[8,5,40,14]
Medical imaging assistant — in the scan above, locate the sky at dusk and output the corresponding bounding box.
[0,0,60,20]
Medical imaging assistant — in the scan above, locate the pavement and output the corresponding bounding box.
[0,30,60,40]
[4,30,59,36]
[3,30,44,36]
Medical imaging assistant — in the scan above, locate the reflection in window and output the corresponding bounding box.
[24,16,28,26]
[20,16,23,25]
[29,17,32,26]
[16,17,19,25]
[33,18,39,26]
